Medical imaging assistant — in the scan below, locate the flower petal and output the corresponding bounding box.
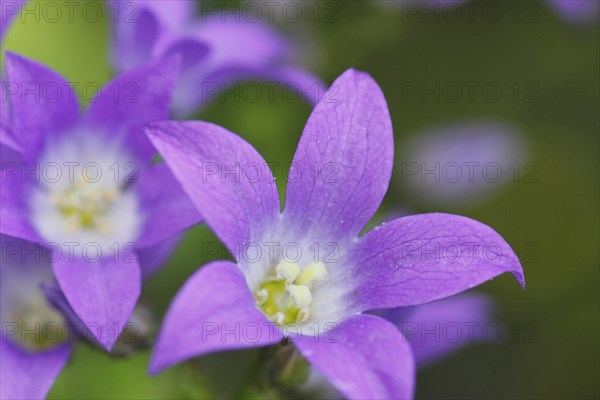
[150,260,282,374]
[84,57,179,163]
[0,340,70,400]
[52,253,141,351]
[137,234,182,279]
[283,69,393,243]
[0,169,44,243]
[193,17,290,71]
[109,5,159,72]
[0,125,21,165]
[399,120,525,206]
[350,213,525,312]
[5,53,79,160]
[174,63,322,116]
[135,162,202,248]
[295,314,414,400]
[145,120,280,259]
[169,17,316,116]
[382,293,494,367]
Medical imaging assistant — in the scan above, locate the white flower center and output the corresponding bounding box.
[7,290,69,350]
[255,260,328,326]
[29,135,143,254]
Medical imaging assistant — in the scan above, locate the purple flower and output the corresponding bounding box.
[0,53,202,350]
[0,235,71,400]
[145,69,524,399]
[109,0,321,116]
[399,120,526,206]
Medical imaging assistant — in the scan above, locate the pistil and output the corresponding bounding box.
[255,260,328,326]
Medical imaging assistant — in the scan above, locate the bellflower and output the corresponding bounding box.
[400,120,525,206]
[146,69,524,399]
[0,235,71,400]
[0,53,202,350]
[109,0,321,116]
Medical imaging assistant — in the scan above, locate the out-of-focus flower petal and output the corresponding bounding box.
[108,0,194,71]
[1,125,22,166]
[149,261,282,374]
[382,293,494,367]
[135,162,202,249]
[0,340,70,400]
[145,120,280,260]
[0,169,44,243]
[191,17,291,72]
[84,57,179,163]
[350,213,524,312]
[400,120,525,206]
[110,6,159,72]
[295,314,415,400]
[137,234,182,279]
[5,53,79,160]
[51,253,141,351]
[283,69,393,244]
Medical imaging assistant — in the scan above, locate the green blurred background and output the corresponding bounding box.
[3,0,598,398]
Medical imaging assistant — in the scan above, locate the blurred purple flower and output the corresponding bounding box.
[0,235,71,400]
[0,53,202,351]
[547,0,599,25]
[108,0,321,116]
[400,120,526,206]
[146,69,524,399]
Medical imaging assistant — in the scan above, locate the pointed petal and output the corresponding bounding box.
[295,315,414,400]
[174,63,322,117]
[52,254,141,351]
[0,340,70,400]
[169,17,303,116]
[135,163,202,248]
[150,261,282,374]
[161,38,210,72]
[350,213,525,312]
[109,0,196,72]
[145,121,280,259]
[283,69,393,243]
[109,5,159,72]
[382,293,494,367]
[193,17,290,70]
[5,53,79,160]
[84,57,179,163]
